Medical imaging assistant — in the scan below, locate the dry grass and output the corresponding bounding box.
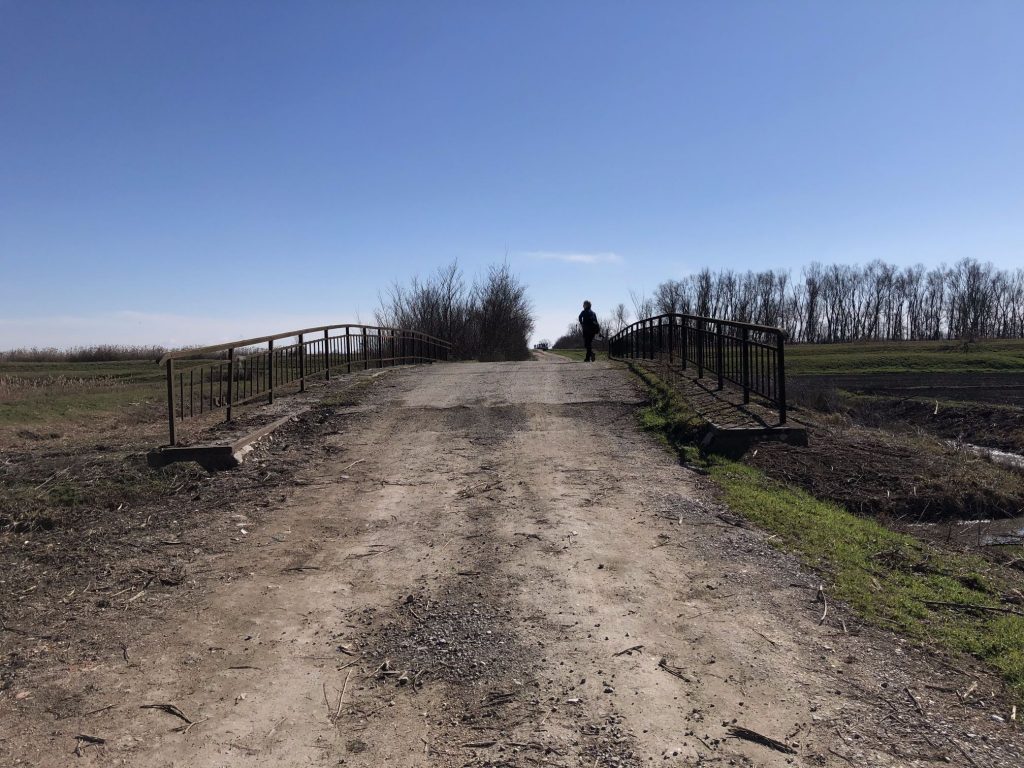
[0,345,169,363]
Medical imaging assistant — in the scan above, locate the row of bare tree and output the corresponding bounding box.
[617,258,1024,343]
[376,262,534,361]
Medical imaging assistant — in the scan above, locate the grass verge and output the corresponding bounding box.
[628,361,1024,701]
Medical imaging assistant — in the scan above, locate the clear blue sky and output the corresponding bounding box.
[2,1,1022,347]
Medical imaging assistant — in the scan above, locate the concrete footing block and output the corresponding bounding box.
[700,424,808,457]
[148,415,293,471]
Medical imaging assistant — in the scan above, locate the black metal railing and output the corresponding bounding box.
[158,324,450,445]
[608,314,788,424]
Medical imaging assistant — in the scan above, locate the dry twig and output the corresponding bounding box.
[905,686,925,715]
[922,599,1024,618]
[727,725,796,755]
[612,644,644,657]
[657,657,691,683]
[140,703,192,724]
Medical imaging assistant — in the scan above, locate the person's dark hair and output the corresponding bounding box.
[583,300,592,309]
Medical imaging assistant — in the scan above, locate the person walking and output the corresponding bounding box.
[578,300,601,362]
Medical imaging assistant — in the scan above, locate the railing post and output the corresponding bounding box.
[377,330,383,368]
[777,332,787,425]
[362,328,369,370]
[346,327,352,373]
[268,339,275,403]
[165,359,176,445]
[681,318,688,371]
[716,322,725,390]
[325,329,331,380]
[741,327,750,404]
[226,348,235,422]
[697,320,704,379]
[658,318,664,361]
[298,334,306,392]
[667,316,674,364]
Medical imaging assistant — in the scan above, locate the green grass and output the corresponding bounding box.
[787,338,1024,375]
[631,362,1024,701]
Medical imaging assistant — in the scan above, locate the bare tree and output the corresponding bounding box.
[622,258,1023,343]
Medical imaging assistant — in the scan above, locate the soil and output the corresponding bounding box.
[746,420,1024,522]
[2,357,1022,766]
[791,372,1024,409]
[844,396,1024,455]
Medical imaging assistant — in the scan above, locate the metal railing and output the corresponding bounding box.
[608,314,788,424]
[158,324,450,445]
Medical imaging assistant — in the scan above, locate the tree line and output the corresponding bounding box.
[605,258,1024,344]
[376,261,534,361]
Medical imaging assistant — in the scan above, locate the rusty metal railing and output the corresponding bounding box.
[158,324,450,445]
[608,314,788,424]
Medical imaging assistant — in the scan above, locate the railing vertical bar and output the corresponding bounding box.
[325,330,331,380]
[715,322,724,390]
[741,328,750,404]
[226,349,235,422]
[165,359,176,445]
[268,340,275,404]
[697,320,704,379]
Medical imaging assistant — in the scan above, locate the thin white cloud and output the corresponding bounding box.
[524,251,623,265]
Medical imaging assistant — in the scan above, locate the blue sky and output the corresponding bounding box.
[2,1,1022,347]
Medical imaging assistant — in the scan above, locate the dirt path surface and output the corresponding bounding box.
[4,358,1022,766]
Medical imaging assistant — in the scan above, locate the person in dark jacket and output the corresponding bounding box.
[578,300,601,362]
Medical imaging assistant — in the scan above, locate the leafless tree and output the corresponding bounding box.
[377,260,534,360]
[629,258,1022,343]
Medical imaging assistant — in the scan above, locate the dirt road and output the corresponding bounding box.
[5,357,1020,766]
